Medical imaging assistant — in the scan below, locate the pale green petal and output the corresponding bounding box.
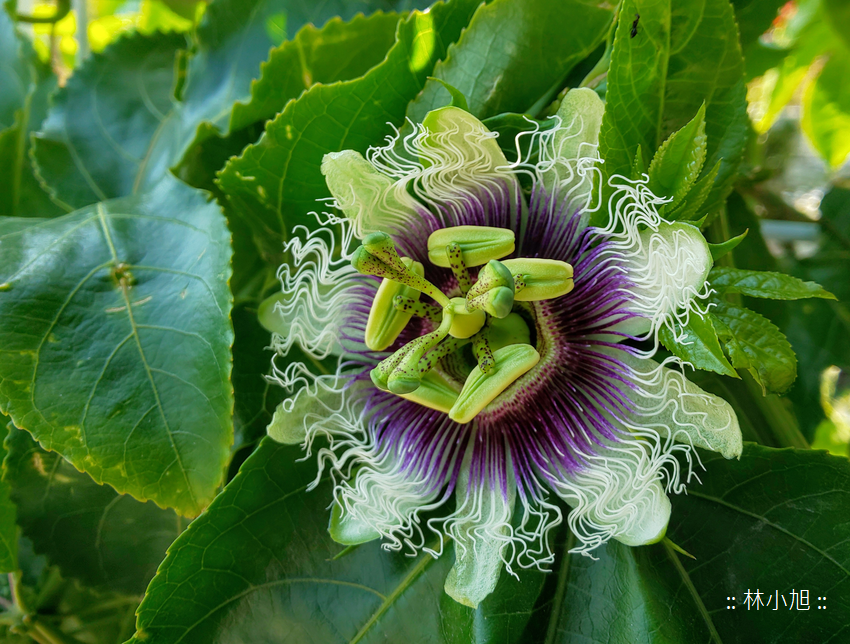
[419,106,522,213]
[615,220,713,338]
[266,376,348,445]
[321,149,423,237]
[551,442,671,551]
[329,501,380,545]
[615,349,743,459]
[542,88,604,213]
[444,446,516,609]
[611,479,670,546]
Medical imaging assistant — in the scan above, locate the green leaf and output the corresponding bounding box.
[0,178,233,515]
[543,536,718,643]
[230,304,285,455]
[0,10,66,218]
[708,229,747,261]
[710,299,797,395]
[177,0,431,163]
[0,425,17,573]
[227,12,404,135]
[659,314,738,378]
[731,0,787,48]
[709,267,836,300]
[32,32,187,211]
[218,0,483,264]
[3,425,185,594]
[0,8,29,132]
[598,0,747,218]
[128,438,547,644]
[754,19,833,133]
[406,0,614,121]
[802,46,850,169]
[648,103,707,212]
[666,444,850,642]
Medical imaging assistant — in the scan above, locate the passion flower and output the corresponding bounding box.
[260,89,742,608]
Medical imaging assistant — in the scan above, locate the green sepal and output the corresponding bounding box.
[648,103,707,213]
[427,76,469,111]
[708,230,748,261]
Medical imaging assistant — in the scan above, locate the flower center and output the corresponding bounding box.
[351,226,574,424]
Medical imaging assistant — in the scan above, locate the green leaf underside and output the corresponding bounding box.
[3,426,185,594]
[0,425,17,573]
[659,314,737,377]
[710,299,797,395]
[598,0,747,218]
[218,0,483,263]
[0,179,232,516]
[666,444,850,643]
[709,267,836,300]
[406,0,614,122]
[128,439,546,644]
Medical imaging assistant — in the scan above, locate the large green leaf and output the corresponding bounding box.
[228,12,404,135]
[0,178,232,516]
[802,46,850,169]
[3,425,185,594]
[543,537,716,643]
[406,0,614,121]
[0,9,66,219]
[218,0,483,264]
[709,267,836,300]
[711,299,797,395]
[598,0,747,218]
[32,32,187,211]
[176,0,432,159]
[665,444,850,642]
[0,425,16,573]
[128,438,547,644]
[0,8,29,132]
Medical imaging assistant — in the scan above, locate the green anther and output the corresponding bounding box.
[393,295,443,323]
[501,258,574,301]
[399,370,461,414]
[352,244,451,308]
[445,242,473,294]
[449,344,541,424]
[489,313,531,351]
[427,226,515,268]
[472,334,495,373]
[365,257,424,352]
[387,308,454,394]
[447,297,487,338]
[467,260,515,300]
[362,232,407,272]
[467,286,514,319]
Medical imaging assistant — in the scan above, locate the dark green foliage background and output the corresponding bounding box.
[1,0,849,643]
